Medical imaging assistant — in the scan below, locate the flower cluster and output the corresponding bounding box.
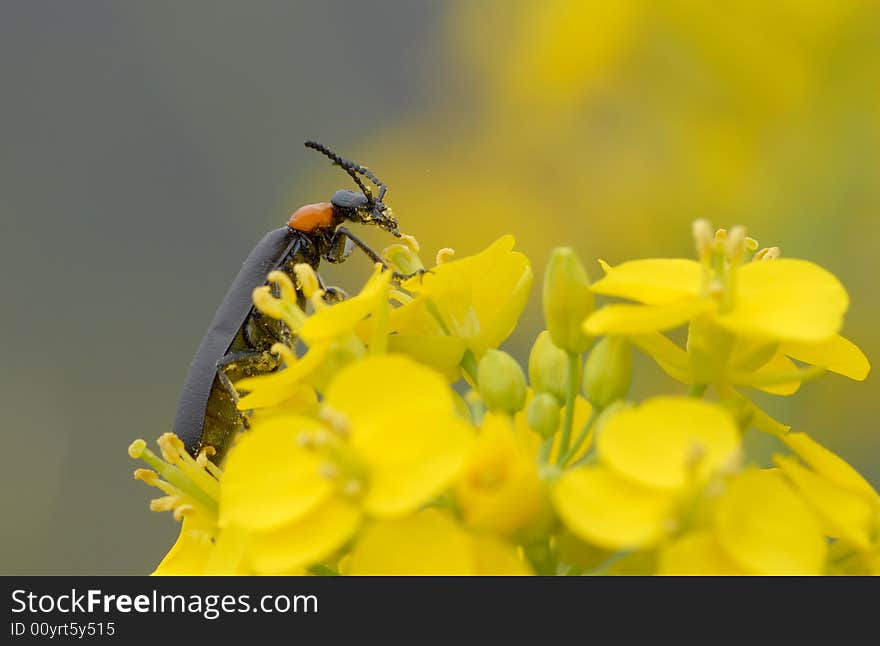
[131,223,876,575]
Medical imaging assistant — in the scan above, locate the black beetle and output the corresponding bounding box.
[172,140,405,462]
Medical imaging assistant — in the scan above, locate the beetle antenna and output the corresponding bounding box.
[304,140,388,204]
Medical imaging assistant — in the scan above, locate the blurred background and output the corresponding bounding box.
[1,0,877,574]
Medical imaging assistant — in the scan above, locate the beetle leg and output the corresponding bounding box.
[314,272,349,304]
[332,226,387,265]
[331,227,434,283]
[392,268,433,283]
[323,229,354,264]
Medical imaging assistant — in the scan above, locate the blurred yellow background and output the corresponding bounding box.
[1,0,877,573]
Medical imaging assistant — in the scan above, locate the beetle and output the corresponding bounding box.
[172,140,407,462]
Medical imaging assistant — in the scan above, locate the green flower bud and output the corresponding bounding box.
[543,247,594,354]
[582,336,632,410]
[478,350,527,414]
[526,393,561,439]
[528,331,569,403]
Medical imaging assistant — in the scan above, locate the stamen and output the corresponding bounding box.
[707,278,724,300]
[135,468,187,499]
[196,447,223,480]
[342,479,363,498]
[724,225,747,261]
[313,429,334,447]
[754,246,781,261]
[260,269,310,329]
[720,450,744,476]
[267,270,299,304]
[173,504,195,522]
[745,237,759,253]
[157,434,221,496]
[400,233,420,253]
[383,242,424,276]
[132,436,219,516]
[319,462,339,480]
[309,290,329,312]
[294,263,321,300]
[436,247,456,265]
[128,439,146,459]
[150,496,180,513]
[270,343,297,367]
[318,405,350,437]
[134,468,160,487]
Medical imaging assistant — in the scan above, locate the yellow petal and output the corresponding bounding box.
[235,345,329,409]
[203,524,252,575]
[658,531,751,576]
[237,379,318,412]
[300,268,391,343]
[325,355,473,517]
[219,416,332,531]
[584,299,712,335]
[470,261,533,355]
[345,510,473,575]
[597,397,740,491]
[590,259,702,305]
[782,433,880,504]
[715,259,848,342]
[248,497,361,574]
[774,455,875,550]
[630,333,692,384]
[714,469,827,575]
[152,517,213,576]
[471,534,533,575]
[740,351,801,396]
[386,333,468,382]
[552,466,677,551]
[402,235,516,295]
[781,334,870,381]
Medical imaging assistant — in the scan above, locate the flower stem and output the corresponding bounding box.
[559,408,598,467]
[555,352,581,464]
[538,436,555,463]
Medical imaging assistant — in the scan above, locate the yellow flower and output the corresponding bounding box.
[583,223,870,395]
[341,509,532,575]
[386,235,533,378]
[552,397,740,551]
[217,355,473,573]
[454,413,550,538]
